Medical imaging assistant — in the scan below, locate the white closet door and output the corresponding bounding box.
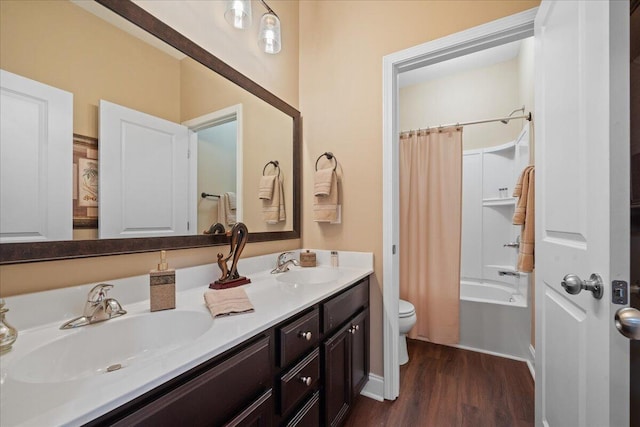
[99,100,191,239]
[0,69,72,243]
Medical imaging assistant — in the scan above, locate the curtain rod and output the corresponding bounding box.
[400,112,532,135]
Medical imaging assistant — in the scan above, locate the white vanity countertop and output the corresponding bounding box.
[0,250,373,427]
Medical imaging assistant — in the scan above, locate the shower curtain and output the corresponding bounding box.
[399,127,462,345]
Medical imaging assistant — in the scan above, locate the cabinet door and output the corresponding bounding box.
[322,323,351,427]
[350,309,369,399]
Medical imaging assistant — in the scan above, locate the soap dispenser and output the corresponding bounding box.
[150,250,176,312]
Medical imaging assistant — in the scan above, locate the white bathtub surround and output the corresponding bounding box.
[0,250,373,427]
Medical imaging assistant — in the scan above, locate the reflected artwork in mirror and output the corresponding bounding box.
[0,0,300,263]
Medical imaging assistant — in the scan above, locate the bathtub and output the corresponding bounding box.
[460,280,527,307]
[458,279,532,362]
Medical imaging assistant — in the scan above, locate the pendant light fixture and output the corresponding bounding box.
[224,0,252,30]
[224,0,281,54]
[258,0,281,54]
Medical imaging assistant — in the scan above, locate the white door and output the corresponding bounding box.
[99,100,192,238]
[535,2,629,427]
[0,69,73,243]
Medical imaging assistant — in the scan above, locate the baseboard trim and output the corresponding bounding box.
[527,345,535,379]
[360,373,385,402]
[452,343,529,363]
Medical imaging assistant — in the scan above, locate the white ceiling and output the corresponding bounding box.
[398,39,525,88]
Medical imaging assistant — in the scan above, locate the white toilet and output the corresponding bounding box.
[398,299,417,365]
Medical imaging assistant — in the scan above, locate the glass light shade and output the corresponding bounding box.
[258,13,281,54]
[224,0,252,29]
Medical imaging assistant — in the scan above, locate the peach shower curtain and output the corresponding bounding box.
[399,127,462,345]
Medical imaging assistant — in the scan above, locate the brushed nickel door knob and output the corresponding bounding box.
[561,273,604,299]
[615,307,640,340]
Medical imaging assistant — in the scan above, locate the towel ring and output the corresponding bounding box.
[315,152,338,171]
[262,160,280,177]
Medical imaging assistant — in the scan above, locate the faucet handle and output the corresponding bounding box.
[277,251,295,264]
[87,283,113,303]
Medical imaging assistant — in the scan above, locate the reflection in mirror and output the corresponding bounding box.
[0,0,296,251]
[0,0,300,263]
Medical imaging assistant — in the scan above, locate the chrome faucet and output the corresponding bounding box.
[60,283,126,329]
[271,251,299,274]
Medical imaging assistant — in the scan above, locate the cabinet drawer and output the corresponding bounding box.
[278,308,319,367]
[284,391,320,427]
[322,279,369,334]
[279,348,319,416]
[112,336,271,427]
[224,389,273,427]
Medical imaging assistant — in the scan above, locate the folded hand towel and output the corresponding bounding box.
[204,287,254,318]
[226,192,236,210]
[314,167,334,197]
[313,171,339,222]
[225,192,236,225]
[217,193,228,226]
[258,175,276,200]
[262,176,285,224]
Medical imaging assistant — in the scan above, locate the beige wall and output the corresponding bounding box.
[400,59,523,150]
[299,0,539,377]
[0,0,182,138]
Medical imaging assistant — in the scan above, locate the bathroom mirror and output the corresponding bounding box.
[0,0,300,263]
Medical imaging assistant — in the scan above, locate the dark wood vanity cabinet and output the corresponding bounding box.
[87,276,369,427]
[322,286,370,427]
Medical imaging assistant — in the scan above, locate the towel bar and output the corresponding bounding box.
[201,192,220,199]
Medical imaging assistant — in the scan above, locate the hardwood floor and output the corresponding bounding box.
[344,339,534,427]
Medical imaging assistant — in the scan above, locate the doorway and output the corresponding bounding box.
[382,8,537,400]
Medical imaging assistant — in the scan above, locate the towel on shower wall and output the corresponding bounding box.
[313,170,339,222]
[314,167,334,197]
[258,175,276,200]
[204,288,254,318]
[513,165,534,224]
[262,177,286,223]
[513,166,535,272]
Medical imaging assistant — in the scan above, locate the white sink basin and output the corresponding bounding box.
[276,268,341,285]
[10,309,212,384]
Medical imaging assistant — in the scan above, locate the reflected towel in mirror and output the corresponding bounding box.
[262,177,285,223]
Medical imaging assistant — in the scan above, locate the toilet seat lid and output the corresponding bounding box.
[399,299,415,317]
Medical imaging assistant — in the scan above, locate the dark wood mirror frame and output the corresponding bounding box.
[0,0,301,265]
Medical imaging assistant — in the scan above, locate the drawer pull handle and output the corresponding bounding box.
[299,376,312,386]
[299,331,312,341]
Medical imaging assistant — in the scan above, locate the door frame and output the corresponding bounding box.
[381,8,538,400]
[182,104,244,228]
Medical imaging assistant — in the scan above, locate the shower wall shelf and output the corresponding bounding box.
[482,198,516,206]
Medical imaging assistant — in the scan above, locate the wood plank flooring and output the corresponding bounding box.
[344,339,534,427]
